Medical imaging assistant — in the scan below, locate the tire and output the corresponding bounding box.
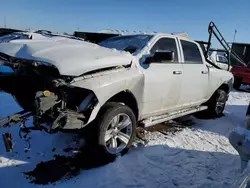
[86,102,136,157]
[196,89,227,119]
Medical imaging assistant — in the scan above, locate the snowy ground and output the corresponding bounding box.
[1,88,250,188]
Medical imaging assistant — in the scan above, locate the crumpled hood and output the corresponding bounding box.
[0,38,133,76]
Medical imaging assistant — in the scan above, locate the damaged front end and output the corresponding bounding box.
[0,53,99,135]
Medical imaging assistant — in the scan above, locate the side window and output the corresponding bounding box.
[181,40,203,64]
[150,38,178,62]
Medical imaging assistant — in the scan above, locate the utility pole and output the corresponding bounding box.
[4,16,7,28]
[233,29,237,43]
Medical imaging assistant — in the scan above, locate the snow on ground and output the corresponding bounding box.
[0,88,250,188]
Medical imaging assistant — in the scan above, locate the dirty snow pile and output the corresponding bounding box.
[1,88,250,188]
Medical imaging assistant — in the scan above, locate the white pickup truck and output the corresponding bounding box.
[0,33,233,156]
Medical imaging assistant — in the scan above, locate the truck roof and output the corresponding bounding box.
[98,29,190,39]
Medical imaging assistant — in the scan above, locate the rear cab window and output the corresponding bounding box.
[180,40,203,64]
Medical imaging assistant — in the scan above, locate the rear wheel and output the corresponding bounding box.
[87,102,136,157]
[196,89,227,118]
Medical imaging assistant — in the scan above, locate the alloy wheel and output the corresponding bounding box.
[104,113,132,154]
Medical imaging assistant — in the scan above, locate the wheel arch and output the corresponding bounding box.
[218,83,230,94]
[105,90,139,121]
[80,89,140,128]
[203,83,230,107]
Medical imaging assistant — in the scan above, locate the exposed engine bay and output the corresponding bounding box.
[0,54,98,133]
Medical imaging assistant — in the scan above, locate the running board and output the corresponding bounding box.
[142,106,208,127]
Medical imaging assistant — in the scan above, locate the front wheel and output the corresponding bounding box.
[91,103,136,157]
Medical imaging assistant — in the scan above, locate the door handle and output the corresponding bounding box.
[173,71,182,75]
[201,70,208,74]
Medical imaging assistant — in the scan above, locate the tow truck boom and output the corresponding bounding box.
[206,21,247,68]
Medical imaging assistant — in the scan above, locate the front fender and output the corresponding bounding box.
[70,67,144,125]
[225,75,234,92]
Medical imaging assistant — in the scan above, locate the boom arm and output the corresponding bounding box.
[207,21,247,68]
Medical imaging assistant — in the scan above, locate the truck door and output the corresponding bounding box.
[178,39,209,108]
[140,37,183,117]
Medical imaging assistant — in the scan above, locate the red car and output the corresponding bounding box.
[231,65,250,89]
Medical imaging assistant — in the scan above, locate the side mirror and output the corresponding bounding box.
[144,50,175,64]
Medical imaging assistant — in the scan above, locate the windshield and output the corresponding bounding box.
[0,31,83,43]
[34,30,83,40]
[98,34,153,55]
[0,33,29,43]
